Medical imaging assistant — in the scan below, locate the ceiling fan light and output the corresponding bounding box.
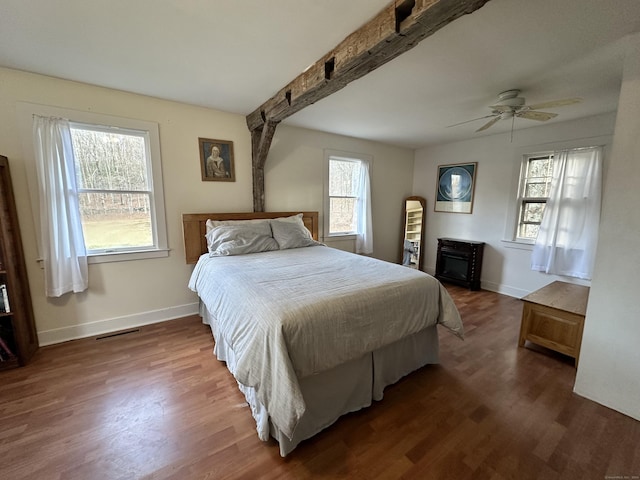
[496,89,521,100]
[495,97,525,107]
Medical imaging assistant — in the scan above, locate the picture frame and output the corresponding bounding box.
[434,162,477,214]
[199,138,235,182]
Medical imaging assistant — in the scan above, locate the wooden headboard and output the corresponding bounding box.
[182,211,319,264]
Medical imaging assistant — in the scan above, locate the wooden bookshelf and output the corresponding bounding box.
[0,155,38,370]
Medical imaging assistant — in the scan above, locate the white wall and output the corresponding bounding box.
[265,125,414,263]
[574,33,640,422]
[413,113,615,297]
[413,34,640,422]
[1,68,253,344]
[0,67,414,345]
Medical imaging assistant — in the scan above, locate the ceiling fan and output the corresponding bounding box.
[448,89,583,133]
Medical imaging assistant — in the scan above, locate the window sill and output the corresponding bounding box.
[36,248,170,268]
[88,248,170,264]
[501,239,534,251]
[326,233,357,239]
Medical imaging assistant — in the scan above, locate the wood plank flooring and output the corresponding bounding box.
[1,285,639,479]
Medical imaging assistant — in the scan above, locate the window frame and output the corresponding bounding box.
[69,122,160,257]
[502,137,610,250]
[323,149,372,239]
[19,104,169,264]
[515,152,554,243]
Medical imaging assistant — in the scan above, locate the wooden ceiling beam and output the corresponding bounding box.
[246,0,490,212]
[246,0,490,131]
[251,119,279,212]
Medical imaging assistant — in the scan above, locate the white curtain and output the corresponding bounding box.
[355,160,373,254]
[531,146,603,280]
[33,115,88,297]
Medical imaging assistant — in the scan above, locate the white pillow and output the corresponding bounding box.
[205,217,271,233]
[270,217,321,250]
[205,223,278,256]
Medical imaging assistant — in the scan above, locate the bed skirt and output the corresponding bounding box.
[201,305,439,456]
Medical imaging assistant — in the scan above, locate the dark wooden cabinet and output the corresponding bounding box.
[435,238,485,290]
[0,155,38,370]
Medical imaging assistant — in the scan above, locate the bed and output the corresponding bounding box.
[184,211,463,456]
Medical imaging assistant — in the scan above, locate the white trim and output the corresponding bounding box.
[37,302,199,346]
[480,280,530,299]
[87,248,170,264]
[500,239,534,251]
[323,234,356,253]
[503,135,613,244]
[323,149,373,238]
[35,248,170,268]
[324,233,357,240]
[16,101,169,263]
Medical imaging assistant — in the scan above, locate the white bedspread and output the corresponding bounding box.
[188,246,462,440]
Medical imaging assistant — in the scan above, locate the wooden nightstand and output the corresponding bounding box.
[518,281,589,367]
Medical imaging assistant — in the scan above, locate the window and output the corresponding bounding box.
[22,104,168,264]
[68,118,167,263]
[324,150,373,254]
[516,153,554,241]
[70,123,158,254]
[328,157,362,235]
[530,146,602,279]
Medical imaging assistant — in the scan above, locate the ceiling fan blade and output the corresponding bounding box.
[517,110,558,122]
[446,114,497,128]
[475,116,501,132]
[526,98,582,110]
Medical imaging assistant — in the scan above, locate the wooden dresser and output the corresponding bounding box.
[518,281,589,367]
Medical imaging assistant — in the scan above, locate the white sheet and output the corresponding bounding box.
[188,245,462,440]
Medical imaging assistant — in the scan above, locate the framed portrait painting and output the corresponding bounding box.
[434,162,477,214]
[199,138,235,182]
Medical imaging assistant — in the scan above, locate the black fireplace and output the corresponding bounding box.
[435,238,485,290]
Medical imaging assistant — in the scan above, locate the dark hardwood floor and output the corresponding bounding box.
[1,285,638,479]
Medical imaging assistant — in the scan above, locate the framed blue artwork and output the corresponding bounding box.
[435,162,477,213]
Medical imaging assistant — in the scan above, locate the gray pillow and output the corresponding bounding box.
[205,217,271,233]
[270,219,321,250]
[205,224,278,256]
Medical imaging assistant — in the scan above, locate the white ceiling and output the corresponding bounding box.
[1,0,639,149]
